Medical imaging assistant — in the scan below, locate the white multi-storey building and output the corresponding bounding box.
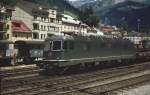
[32,7,61,40]
[10,0,61,42]
[61,14,88,34]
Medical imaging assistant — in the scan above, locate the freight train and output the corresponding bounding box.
[0,40,43,66]
[0,40,13,66]
[0,35,149,67]
[37,34,150,71]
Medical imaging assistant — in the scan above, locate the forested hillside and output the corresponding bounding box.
[0,0,80,17]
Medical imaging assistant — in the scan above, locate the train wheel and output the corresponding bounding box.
[23,57,32,64]
[79,63,86,70]
[59,67,69,75]
[85,63,92,68]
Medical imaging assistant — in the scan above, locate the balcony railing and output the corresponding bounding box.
[0,18,8,23]
[32,29,40,33]
[0,28,6,32]
[47,30,60,35]
[33,19,61,24]
[0,30,5,32]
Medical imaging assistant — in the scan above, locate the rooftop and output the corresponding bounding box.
[62,14,80,25]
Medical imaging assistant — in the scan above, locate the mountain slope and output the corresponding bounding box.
[70,0,149,8]
[69,0,96,8]
[72,0,150,32]
[0,0,80,17]
[99,1,150,32]
[26,0,80,17]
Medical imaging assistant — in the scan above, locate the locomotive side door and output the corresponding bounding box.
[49,40,63,60]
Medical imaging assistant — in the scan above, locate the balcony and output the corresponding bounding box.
[32,19,40,23]
[0,30,5,32]
[32,29,39,33]
[0,25,6,33]
[47,30,59,35]
[0,14,9,23]
[0,19,7,23]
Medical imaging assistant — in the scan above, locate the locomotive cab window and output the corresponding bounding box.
[52,40,62,51]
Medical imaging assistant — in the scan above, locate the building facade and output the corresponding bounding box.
[100,25,121,37]
[8,0,61,42]
[61,14,88,34]
[0,0,90,50]
[0,0,62,58]
[0,6,13,40]
[32,7,61,40]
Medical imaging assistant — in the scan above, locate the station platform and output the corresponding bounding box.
[0,64,37,71]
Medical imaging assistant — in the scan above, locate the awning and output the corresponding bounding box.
[15,40,44,45]
[12,20,31,33]
[0,40,13,44]
[25,41,44,45]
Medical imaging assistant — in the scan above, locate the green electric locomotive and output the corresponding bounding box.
[38,34,136,69]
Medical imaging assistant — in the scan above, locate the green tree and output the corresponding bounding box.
[0,0,17,6]
[79,7,99,27]
[122,21,130,31]
[56,12,63,20]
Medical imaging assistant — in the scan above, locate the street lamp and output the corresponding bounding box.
[137,19,141,33]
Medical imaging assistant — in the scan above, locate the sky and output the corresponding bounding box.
[68,0,78,1]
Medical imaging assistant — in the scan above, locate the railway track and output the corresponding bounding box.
[57,70,150,95]
[108,80,150,95]
[0,64,43,79]
[1,62,150,95]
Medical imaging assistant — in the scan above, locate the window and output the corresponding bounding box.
[49,26,55,31]
[44,26,46,30]
[15,34,17,37]
[6,34,9,39]
[52,11,55,15]
[50,18,54,23]
[41,17,44,21]
[47,34,53,37]
[52,41,62,51]
[33,23,39,30]
[41,34,43,39]
[27,34,28,39]
[0,24,4,31]
[47,26,49,31]
[48,18,50,22]
[44,41,51,51]
[55,27,59,31]
[6,24,9,29]
[34,15,37,20]
[44,17,46,21]
[20,34,23,37]
[41,25,43,30]
[33,33,39,39]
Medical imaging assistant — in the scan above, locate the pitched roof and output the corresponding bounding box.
[12,20,31,33]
